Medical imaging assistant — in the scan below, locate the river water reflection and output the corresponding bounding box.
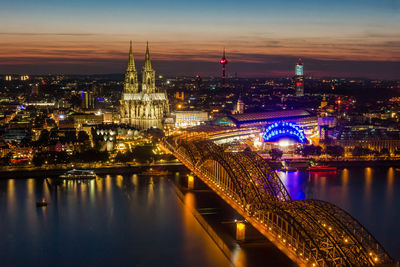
[1,167,399,265]
[0,174,231,267]
[278,167,400,259]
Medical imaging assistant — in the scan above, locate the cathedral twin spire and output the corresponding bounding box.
[124,41,155,93]
[127,40,136,71]
[120,41,169,130]
[144,41,152,71]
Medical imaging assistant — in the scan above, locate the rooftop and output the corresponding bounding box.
[228,110,313,125]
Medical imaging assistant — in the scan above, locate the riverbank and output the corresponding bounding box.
[316,159,400,167]
[4,158,400,178]
[172,176,295,266]
[268,158,400,170]
[0,161,186,179]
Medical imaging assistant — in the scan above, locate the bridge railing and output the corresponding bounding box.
[161,136,394,266]
[164,138,318,265]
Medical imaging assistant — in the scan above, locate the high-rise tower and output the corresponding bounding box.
[219,48,228,87]
[295,58,304,97]
[32,83,39,96]
[120,41,169,129]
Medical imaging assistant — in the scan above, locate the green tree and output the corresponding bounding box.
[0,153,12,166]
[352,146,371,157]
[379,148,390,157]
[55,151,70,164]
[131,145,155,163]
[145,128,165,141]
[325,145,344,158]
[114,151,134,162]
[73,149,109,163]
[38,129,50,146]
[77,130,90,143]
[302,145,322,157]
[32,153,45,166]
[270,148,283,160]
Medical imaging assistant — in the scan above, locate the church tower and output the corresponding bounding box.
[124,41,138,93]
[120,41,169,129]
[141,42,156,93]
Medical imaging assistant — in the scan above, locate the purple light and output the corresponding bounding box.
[262,121,307,143]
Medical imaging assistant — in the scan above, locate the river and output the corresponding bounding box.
[278,167,400,259]
[0,167,399,266]
[0,174,231,267]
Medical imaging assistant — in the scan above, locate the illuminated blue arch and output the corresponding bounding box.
[262,121,307,143]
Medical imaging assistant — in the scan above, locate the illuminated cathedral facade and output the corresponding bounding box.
[120,41,169,129]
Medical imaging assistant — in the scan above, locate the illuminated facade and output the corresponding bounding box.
[80,91,95,109]
[120,41,169,129]
[92,124,140,151]
[262,121,307,143]
[31,83,39,96]
[175,111,208,128]
[234,96,244,114]
[295,58,304,97]
[223,110,319,145]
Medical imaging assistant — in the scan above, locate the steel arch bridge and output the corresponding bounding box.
[161,134,394,266]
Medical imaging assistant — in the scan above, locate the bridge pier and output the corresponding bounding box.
[163,137,394,265]
[187,173,195,190]
[235,221,246,242]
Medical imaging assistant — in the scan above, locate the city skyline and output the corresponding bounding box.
[0,0,399,79]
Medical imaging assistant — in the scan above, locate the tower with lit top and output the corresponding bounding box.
[219,48,228,87]
[295,58,304,97]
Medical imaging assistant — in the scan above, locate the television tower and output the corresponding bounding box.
[219,48,228,87]
[295,58,304,97]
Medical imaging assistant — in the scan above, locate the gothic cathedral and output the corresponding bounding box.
[120,41,169,129]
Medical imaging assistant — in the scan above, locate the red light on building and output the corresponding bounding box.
[296,82,302,86]
[220,59,227,64]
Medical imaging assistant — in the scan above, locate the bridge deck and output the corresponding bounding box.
[161,134,394,267]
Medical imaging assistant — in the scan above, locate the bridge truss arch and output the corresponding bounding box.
[162,136,393,266]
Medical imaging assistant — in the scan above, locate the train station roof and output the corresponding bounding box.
[226,110,315,127]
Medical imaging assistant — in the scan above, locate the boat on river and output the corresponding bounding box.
[59,169,96,179]
[308,165,337,172]
[36,197,48,207]
[140,168,169,176]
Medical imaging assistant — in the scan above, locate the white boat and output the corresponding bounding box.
[59,169,96,179]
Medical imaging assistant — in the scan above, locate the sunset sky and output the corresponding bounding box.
[0,0,399,79]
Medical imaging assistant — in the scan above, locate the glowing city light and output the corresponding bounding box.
[278,140,290,147]
[262,121,307,143]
